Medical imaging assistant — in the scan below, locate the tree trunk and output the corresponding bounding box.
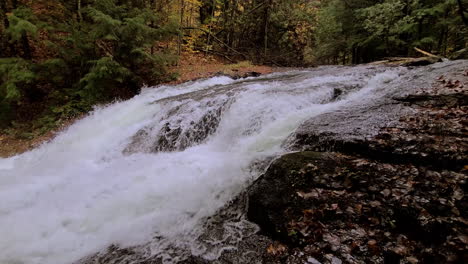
[228,0,239,48]
[437,27,446,53]
[263,0,272,59]
[77,0,83,22]
[0,0,9,28]
[0,0,9,30]
[149,0,155,55]
[456,0,468,25]
[443,27,449,57]
[1,0,17,57]
[203,0,215,55]
[21,34,32,59]
[178,0,185,62]
[0,0,8,57]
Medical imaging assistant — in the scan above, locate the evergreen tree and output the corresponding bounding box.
[0,0,177,128]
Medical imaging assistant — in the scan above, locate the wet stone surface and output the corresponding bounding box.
[248,152,467,263]
[246,65,467,263]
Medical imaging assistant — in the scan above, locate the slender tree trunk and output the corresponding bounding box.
[21,33,32,59]
[0,0,9,57]
[437,27,446,53]
[228,0,238,48]
[0,0,9,28]
[204,0,215,55]
[150,0,156,55]
[443,27,449,56]
[438,10,450,56]
[351,47,356,64]
[77,0,83,22]
[180,0,185,28]
[178,0,185,63]
[263,0,272,59]
[222,0,229,36]
[384,27,391,57]
[457,0,468,25]
[189,4,193,27]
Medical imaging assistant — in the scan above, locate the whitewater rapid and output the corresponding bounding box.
[0,66,406,264]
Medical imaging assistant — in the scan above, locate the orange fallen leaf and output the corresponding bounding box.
[266,243,287,255]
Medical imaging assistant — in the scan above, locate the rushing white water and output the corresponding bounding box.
[0,66,405,264]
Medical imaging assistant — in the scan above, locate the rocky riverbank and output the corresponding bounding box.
[246,62,467,263]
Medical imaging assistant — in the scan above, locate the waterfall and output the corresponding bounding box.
[0,65,410,264]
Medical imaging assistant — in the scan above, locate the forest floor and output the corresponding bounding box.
[0,52,280,158]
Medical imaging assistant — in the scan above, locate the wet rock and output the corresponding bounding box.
[332,88,343,100]
[243,71,262,78]
[330,256,342,264]
[393,93,468,108]
[215,71,262,79]
[247,151,329,241]
[124,99,229,153]
[307,257,322,264]
[291,65,468,171]
[247,63,468,262]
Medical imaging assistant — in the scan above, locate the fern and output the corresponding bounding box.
[0,0,176,130]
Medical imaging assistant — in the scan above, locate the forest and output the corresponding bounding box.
[0,0,467,133]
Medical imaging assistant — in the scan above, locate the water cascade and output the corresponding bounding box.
[1,64,430,264]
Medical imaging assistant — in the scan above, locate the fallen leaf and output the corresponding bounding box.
[297,190,320,199]
[406,256,419,264]
[392,245,408,255]
[458,235,468,244]
[381,189,391,197]
[266,243,287,255]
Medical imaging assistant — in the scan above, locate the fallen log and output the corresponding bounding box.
[402,56,442,66]
[414,47,441,58]
[369,56,441,66]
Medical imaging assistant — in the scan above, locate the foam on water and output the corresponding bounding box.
[0,66,405,264]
